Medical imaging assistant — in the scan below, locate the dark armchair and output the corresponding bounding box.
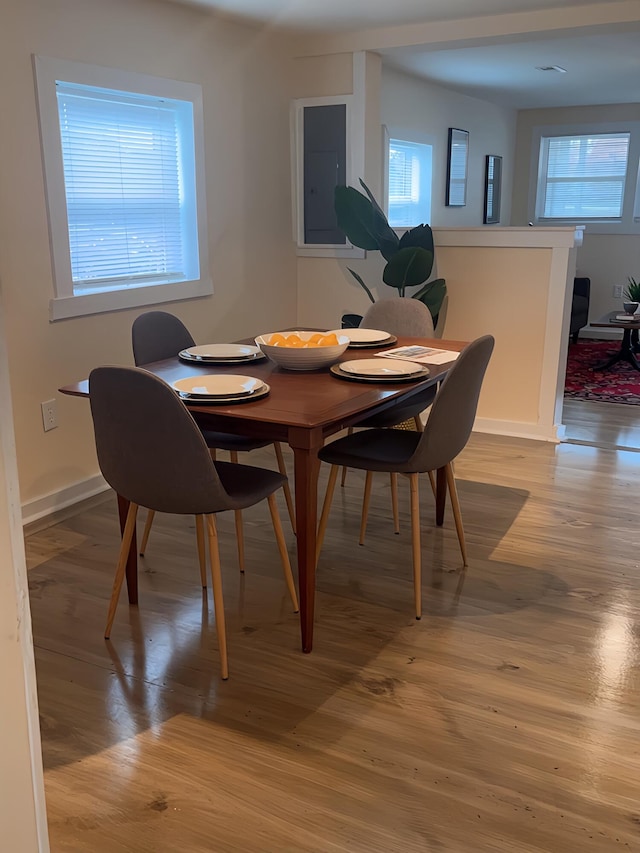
[571,277,591,344]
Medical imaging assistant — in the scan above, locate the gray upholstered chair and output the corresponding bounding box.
[89,365,299,680]
[131,311,296,568]
[342,298,438,532]
[316,335,494,619]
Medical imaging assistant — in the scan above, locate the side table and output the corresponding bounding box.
[589,312,640,372]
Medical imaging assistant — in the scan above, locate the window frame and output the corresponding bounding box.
[529,121,640,235]
[33,56,211,321]
[386,136,433,228]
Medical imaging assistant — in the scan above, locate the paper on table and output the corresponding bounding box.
[376,345,460,365]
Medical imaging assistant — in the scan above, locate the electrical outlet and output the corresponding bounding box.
[41,399,57,432]
[613,284,623,298]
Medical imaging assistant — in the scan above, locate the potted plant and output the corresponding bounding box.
[334,180,446,328]
[624,276,640,302]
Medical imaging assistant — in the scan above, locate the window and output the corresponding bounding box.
[387,139,432,227]
[34,57,210,320]
[536,132,630,221]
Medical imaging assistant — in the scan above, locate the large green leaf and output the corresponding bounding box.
[359,178,386,218]
[399,224,434,255]
[382,247,433,290]
[358,180,400,260]
[334,186,379,250]
[334,185,399,260]
[347,267,375,303]
[412,278,446,319]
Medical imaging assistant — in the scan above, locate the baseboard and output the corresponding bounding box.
[474,417,560,443]
[580,329,623,341]
[21,473,109,528]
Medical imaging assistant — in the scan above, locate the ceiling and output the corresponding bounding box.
[172,0,640,109]
[174,0,626,31]
[382,29,640,109]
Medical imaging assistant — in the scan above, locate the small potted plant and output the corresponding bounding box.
[334,180,446,328]
[623,276,640,315]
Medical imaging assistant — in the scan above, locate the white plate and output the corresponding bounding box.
[178,383,271,405]
[179,350,265,364]
[183,344,260,359]
[172,374,264,398]
[328,328,391,344]
[339,358,424,377]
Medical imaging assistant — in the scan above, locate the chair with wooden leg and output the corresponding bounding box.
[89,365,299,680]
[132,311,296,570]
[316,335,494,619]
[340,298,439,532]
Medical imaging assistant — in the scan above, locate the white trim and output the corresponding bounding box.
[582,328,623,340]
[21,473,109,527]
[50,277,213,321]
[33,55,211,318]
[433,226,581,248]
[474,417,561,443]
[296,246,365,260]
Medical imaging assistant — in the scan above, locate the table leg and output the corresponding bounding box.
[593,328,640,372]
[435,466,447,527]
[289,428,322,653]
[117,493,138,605]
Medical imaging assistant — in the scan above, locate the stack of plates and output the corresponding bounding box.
[172,374,270,404]
[330,358,430,383]
[329,328,398,349]
[178,344,266,364]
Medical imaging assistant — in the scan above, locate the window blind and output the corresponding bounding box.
[56,83,196,292]
[388,139,432,227]
[540,133,630,219]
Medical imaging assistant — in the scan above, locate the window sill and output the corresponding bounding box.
[296,246,365,259]
[49,278,213,321]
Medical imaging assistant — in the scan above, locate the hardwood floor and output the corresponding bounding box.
[27,436,640,852]
[563,397,640,451]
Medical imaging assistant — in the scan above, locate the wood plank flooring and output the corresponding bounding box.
[563,397,640,451]
[26,436,640,852]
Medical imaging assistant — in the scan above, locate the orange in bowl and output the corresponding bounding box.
[256,330,350,370]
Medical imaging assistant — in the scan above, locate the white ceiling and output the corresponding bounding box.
[172,0,640,109]
[175,0,626,31]
[383,30,640,109]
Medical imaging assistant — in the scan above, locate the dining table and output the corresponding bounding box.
[59,334,467,653]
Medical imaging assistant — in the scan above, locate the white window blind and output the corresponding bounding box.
[56,82,199,294]
[539,132,630,220]
[388,139,432,227]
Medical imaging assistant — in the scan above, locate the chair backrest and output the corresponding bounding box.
[89,366,230,515]
[362,298,434,338]
[131,311,195,366]
[409,335,495,472]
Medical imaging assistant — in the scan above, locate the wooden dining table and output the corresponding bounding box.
[60,335,466,653]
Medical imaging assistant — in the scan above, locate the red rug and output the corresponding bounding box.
[565,340,640,405]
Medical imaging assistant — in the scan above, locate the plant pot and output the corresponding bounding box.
[341,313,363,329]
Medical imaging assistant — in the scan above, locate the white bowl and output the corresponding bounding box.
[255,330,349,371]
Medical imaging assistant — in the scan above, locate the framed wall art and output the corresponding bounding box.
[446,128,469,206]
[484,154,502,224]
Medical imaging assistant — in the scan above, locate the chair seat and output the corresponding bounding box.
[355,386,436,429]
[318,428,421,473]
[214,460,286,509]
[201,429,271,453]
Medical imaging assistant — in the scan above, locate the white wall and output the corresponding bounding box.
[0,0,297,514]
[297,62,519,328]
[512,103,640,332]
[381,66,517,228]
